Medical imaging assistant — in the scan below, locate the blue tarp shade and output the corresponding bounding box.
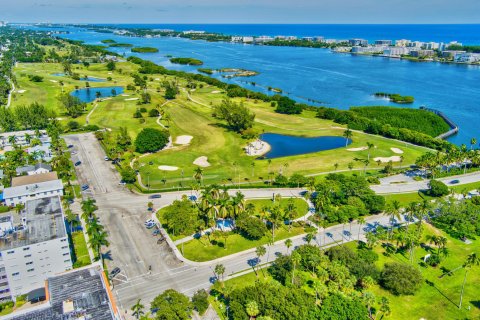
[0,193,3,201]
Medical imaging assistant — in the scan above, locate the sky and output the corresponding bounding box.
[1,0,480,24]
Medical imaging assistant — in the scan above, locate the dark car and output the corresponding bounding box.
[110,267,121,278]
[81,184,89,191]
[74,161,82,166]
[148,194,161,199]
[450,179,460,184]
[67,144,74,148]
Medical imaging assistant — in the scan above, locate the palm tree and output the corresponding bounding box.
[343,128,353,147]
[131,299,145,320]
[333,163,339,172]
[194,166,203,185]
[385,200,401,241]
[347,162,354,171]
[255,245,266,277]
[362,291,376,319]
[81,199,97,220]
[283,162,289,175]
[291,251,301,285]
[366,142,374,161]
[214,264,226,286]
[89,229,109,264]
[251,162,255,177]
[285,238,293,254]
[246,301,260,320]
[459,253,479,309]
[305,232,315,244]
[357,216,366,241]
[14,203,25,214]
[470,137,477,150]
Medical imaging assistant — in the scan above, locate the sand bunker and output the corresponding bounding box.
[121,94,130,97]
[211,90,221,94]
[246,139,271,156]
[175,135,193,145]
[158,165,178,171]
[347,146,368,151]
[390,147,404,154]
[373,156,402,163]
[125,98,139,101]
[49,80,58,83]
[193,156,211,167]
[17,90,26,94]
[155,78,161,81]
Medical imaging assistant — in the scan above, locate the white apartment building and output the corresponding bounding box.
[383,47,411,56]
[454,52,480,63]
[352,46,387,53]
[0,196,72,301]
[3,174,63,206]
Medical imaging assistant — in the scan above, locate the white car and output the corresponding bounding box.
[144,219,155,225]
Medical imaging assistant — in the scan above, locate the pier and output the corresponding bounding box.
[420,106,459,140]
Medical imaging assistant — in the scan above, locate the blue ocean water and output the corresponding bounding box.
[22,24,480,145]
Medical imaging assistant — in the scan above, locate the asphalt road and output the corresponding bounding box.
[65,133,404,316]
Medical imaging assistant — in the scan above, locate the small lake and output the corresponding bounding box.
[70,86,124,103]
[52,73,106,82]
[261,133,350,159]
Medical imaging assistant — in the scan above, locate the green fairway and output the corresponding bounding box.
[179,225,306,262]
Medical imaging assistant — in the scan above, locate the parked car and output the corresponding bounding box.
[67,144,74,148]
[81,184,89,191]
[450,179,460,184]
[74,161,82,166]
[148,194,161,199]
[152,229,161,236]
[118,181,126,186]
[146,223,156,229]
[188,195,197,201]
[144,219,155,225]
[104,156,110,161]
[110,267,121,278]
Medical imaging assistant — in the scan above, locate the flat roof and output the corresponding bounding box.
[7,265,115,320]
[12,172,58,187]
[0,196,66,250]
[3,179,63,199]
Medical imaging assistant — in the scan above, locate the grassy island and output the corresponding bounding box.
[131,47,159,53]
[374,92,414,104]
[169,57,204,65]
[101,39,116,44]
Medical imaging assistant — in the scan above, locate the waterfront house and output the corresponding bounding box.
[454,52,480,63]
[441,50,466,58]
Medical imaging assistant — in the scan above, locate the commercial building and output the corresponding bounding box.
[375,40,392,46]
[254,36,275,43]
[349,39,368,46]
[395,39,411,47]
[410,49,435,58]
[0,196,72,301]
[4,263,119,320]
[423,42,440,50]
[2,174,63,206]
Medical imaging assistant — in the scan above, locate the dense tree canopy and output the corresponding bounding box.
[134,128,170,153]
[150,289,193,320]
[213,99,255,133]
[380,262,423,295]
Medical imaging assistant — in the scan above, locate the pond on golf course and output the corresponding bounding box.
[260,133,350,159]
[70,86,124,103]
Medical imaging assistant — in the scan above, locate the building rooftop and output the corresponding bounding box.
[0,196,66,250]
[3,179,63,199]
[16,163,53,176]
[12,172,58,187]
[6,264,116,320]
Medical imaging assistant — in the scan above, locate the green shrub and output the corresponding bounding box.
[427,180,449,197]
[134,128,170,153]
[380,262,423,295]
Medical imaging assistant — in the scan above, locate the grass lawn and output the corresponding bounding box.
[246,197,309,219]
[383,191,435,206]
[72,231,91,268]
[359,223,480,320]
[449,181,480,193]
[179,225,306,262]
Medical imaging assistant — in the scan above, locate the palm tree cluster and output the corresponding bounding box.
[81,198,109,264]
[197,185,246,227]
[416,142,480,178]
